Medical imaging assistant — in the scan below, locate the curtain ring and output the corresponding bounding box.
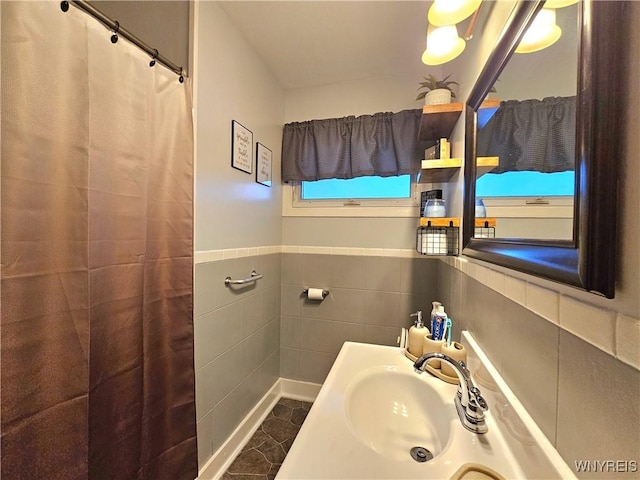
[149,49,159,67]
[60,1,70,12]
[111,20,120,44]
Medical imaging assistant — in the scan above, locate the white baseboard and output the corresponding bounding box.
[197,377,321,480]
[278,377,322,402]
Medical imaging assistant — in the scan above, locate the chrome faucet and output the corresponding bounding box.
[413,352,489,434]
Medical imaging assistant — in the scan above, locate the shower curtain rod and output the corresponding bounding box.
[61,0,185,81]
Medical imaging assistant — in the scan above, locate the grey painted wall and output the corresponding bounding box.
[195,1,284,251]
[90,1,190,72]
[282,217,419,249]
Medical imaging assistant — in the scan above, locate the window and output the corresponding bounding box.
[301,175,411,200]
[476,171,575,197]
[283,175,418,217]
[475,171,574,221]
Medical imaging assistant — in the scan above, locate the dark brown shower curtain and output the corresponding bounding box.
[1,2,197,479]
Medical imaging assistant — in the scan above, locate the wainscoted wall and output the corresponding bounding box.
[193,247,441,470]
[193,245,639,476]
[279,252,440,384]
[438,258,640,479]
[194,252,282,468]
[193,1,285,469]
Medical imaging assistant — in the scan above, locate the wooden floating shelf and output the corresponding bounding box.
[478,98,501,128]
[477,156,499,176]
[419,99,500,142]
[475,218,497,228]
[419,103,463,142]
[419,218,497,228]
[479,98,500,109]
[419,217,460,227]
[418,157,499,184]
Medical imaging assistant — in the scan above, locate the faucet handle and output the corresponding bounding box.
[474,394,488,411]
[469,387,488,412]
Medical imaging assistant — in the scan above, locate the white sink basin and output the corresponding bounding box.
[277,337,575,479]
[344,366,452,460]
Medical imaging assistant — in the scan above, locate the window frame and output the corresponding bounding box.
[480,196,574,218]
[282,177,420,218]
[281,181,573,219]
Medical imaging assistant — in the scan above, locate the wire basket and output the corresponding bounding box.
[416,226,459,256]
[474,218,496,238]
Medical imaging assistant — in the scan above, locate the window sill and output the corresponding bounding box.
[282,184,420,217]
[482,197,573,219]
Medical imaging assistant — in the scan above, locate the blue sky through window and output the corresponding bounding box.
[301,175,411,200]
[476,171,575,197]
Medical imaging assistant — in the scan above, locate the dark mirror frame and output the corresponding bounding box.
[462,0,624,299]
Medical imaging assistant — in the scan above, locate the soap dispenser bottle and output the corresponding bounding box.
[408,311,429,357]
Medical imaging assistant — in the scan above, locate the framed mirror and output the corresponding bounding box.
[462,0,624,299]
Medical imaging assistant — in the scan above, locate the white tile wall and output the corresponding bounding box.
[503,275,527,305]
[193,245,638,475]
[452,256,638,370]
[195,247,639,372]
[525,284,560,325]
[559,295,616,355]
[486,268,505,295]
[616,313,640,369]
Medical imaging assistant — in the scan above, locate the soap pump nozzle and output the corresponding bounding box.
[410,310,424,328]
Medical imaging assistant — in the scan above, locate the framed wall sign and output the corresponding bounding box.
[231,120,253,174]
[256,142,272,187]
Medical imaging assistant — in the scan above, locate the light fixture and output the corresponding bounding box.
[422,24,466,65]
[515,8,562,54]
[428,0,482,27]
[543,0,579,8]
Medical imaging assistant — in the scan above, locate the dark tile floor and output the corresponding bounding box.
[222,398,312,480]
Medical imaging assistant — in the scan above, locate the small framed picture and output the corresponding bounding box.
[231,120,253,174]
[256,142,272,187]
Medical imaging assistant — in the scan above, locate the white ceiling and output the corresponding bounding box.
[217,1,434,90]
[217,1,579,96]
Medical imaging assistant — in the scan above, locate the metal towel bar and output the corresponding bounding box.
[225,270,263,286]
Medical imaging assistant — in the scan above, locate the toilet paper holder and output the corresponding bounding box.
[303,288,329,299]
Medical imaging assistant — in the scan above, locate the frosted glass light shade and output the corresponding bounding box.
[515,8,562,54]
[543,0,579,8]
[422,25,466,65]
[428,0,482,26]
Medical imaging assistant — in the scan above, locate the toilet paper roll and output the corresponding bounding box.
[307,288,325,301]
[441,342,467,378]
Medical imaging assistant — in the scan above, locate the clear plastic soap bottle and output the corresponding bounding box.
[408,311,429,357]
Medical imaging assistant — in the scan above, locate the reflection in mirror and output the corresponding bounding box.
[474,3,578,240]
[462,0,625,298]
